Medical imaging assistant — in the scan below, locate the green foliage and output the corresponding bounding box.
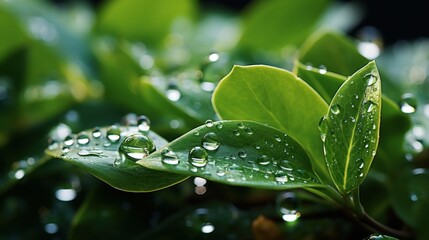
[1,0,428,239]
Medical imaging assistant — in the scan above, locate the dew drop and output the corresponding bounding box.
[244,126,253,135]
[274,135,281,142]
[399,93,417,114]
[92,127,101,138]
[137,115,151,132]
[275,171,288,183]
[256,155,270,165]
[119,134,156,161]
[208,52,220,62]
[188,146,208,167]
[237,122,245,129]
[216,166,226,176]
[279,160,293,171]
[77,133,90,145]
[166,83,181,102]
[277,192,300,222]
[330,104,341,115]
[161,148,179,165]
[215,122,223,129]
[202,132,220,151]
[106,125,121,142]
[318,116,328,142]
[363,73,378,86]
[205,119,214,128]
[364,101,377,113]
[254,144,261,150]
[77,149,104,156]
[63,135,74,146]
[238,150,247,159]
[233,130,240,136]
[318,65,327,74]
[62,146,69,154]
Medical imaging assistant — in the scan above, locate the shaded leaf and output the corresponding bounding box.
[322,61,381,193]
[138,120,323,190]
[212,65,332,185]
[45,125,188,192]
[239,0,330,50]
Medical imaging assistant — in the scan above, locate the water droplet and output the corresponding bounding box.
[275,171,288,183]
[254,144,261,150]
[77,133,90,145]
[92,127,101,138]
[363,73,378,86]
[277,192,300,222]
[208,52,220,62]
[161,148,179,165]
[233,130,240,136]
[410,192,419,202]
[399,93,417,114]
[330,104,341,115]
[205,119,214,128]
[318,116,328,142]
[215,122,223,129]
[14,169,25,179]
[274,135,281,142]
[113,158,121,166]
[77,149,104,156]
[200,82,216,92]
[44,223,58,234]
[318,65,327,74]
[202,132,220,151]
[62,146,69,153]
[237,122,245,129]
[122,113,138,126]
[279,160,293,171]
[137,115,151,132]
[106,125,121,142]
[244,126,253,135]
[256,155,270,165]
[188,146,208,167]
[166,83,181,101]
[55,188,77,201]
[119,134,155,161]
[64,135,74,146]
[238,150,247,159]
[364,101,377,113]
[216,166,226,176]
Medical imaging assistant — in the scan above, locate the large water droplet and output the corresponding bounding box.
[166,83,181,102]
[189,146,208,167]
[208,52,220,62]
[106,125,121,142]
[137,115,151,132]
[330,104,341,115]
[318,65,327,74]
[275,171,288,183]
[277,192,301,222]
[202,132,220,151]
[399,93,417,114]
[77,133,90,145]
[63,135,74,146]
[256,155,270,165]
[161,148,179,165]
[119,134,156,161]
[205,119,214,128]
[363,73,378,86]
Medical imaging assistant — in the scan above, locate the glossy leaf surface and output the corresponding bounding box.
[212,65,332,185]
[45,125,188,192]
[322,61,381,193]
[138,121,323,190]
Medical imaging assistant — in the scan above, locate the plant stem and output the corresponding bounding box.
[360,212,414,239]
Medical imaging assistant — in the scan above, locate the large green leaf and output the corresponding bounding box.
[212,65,332,185]
[322,61,381,193]
[97,0,195,47]
[239,0,330,50]
[138,121,323,190]
[45,125,188,192]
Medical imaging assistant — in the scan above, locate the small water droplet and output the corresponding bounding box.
[364,101,377,113]
[113,158,121,166]
[77,133,90,145]
[64,135,74,146]
[78,149,104,156]
[256,155,270,165]
[137,115,151,132]
[233,130,240,136]
[202,132,220,151]
[330,104,341,115]
[318,116,328,142]
[161,148,179,165]
[399,93,417,114]
[166,83,181,102]
[237,122,245,129]
[208,52,220,62]
[254,144,261,150]
[279,160,293,171]
[188,146,208,167]
[274,135,281,142]
[215,122,223,129]
[238,150,247,159]
[363,73,378,86]
[62,146,69,153]
[119,134,156,161]
[275,171,288,183]
[106,125,121,142]
[243,126,253,135]
[205,120,214,128]
[92,127,101,138]
[318,65,327,74]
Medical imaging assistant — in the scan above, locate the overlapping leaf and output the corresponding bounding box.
[138,121,323,190]
[321,61,381,193]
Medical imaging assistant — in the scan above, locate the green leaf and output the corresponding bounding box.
[212,65,332,185]
[45,125,188,192]
[138,120,323,190]
[97,0,195,47]
[239,0,330,50]
[322,61,381,193]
